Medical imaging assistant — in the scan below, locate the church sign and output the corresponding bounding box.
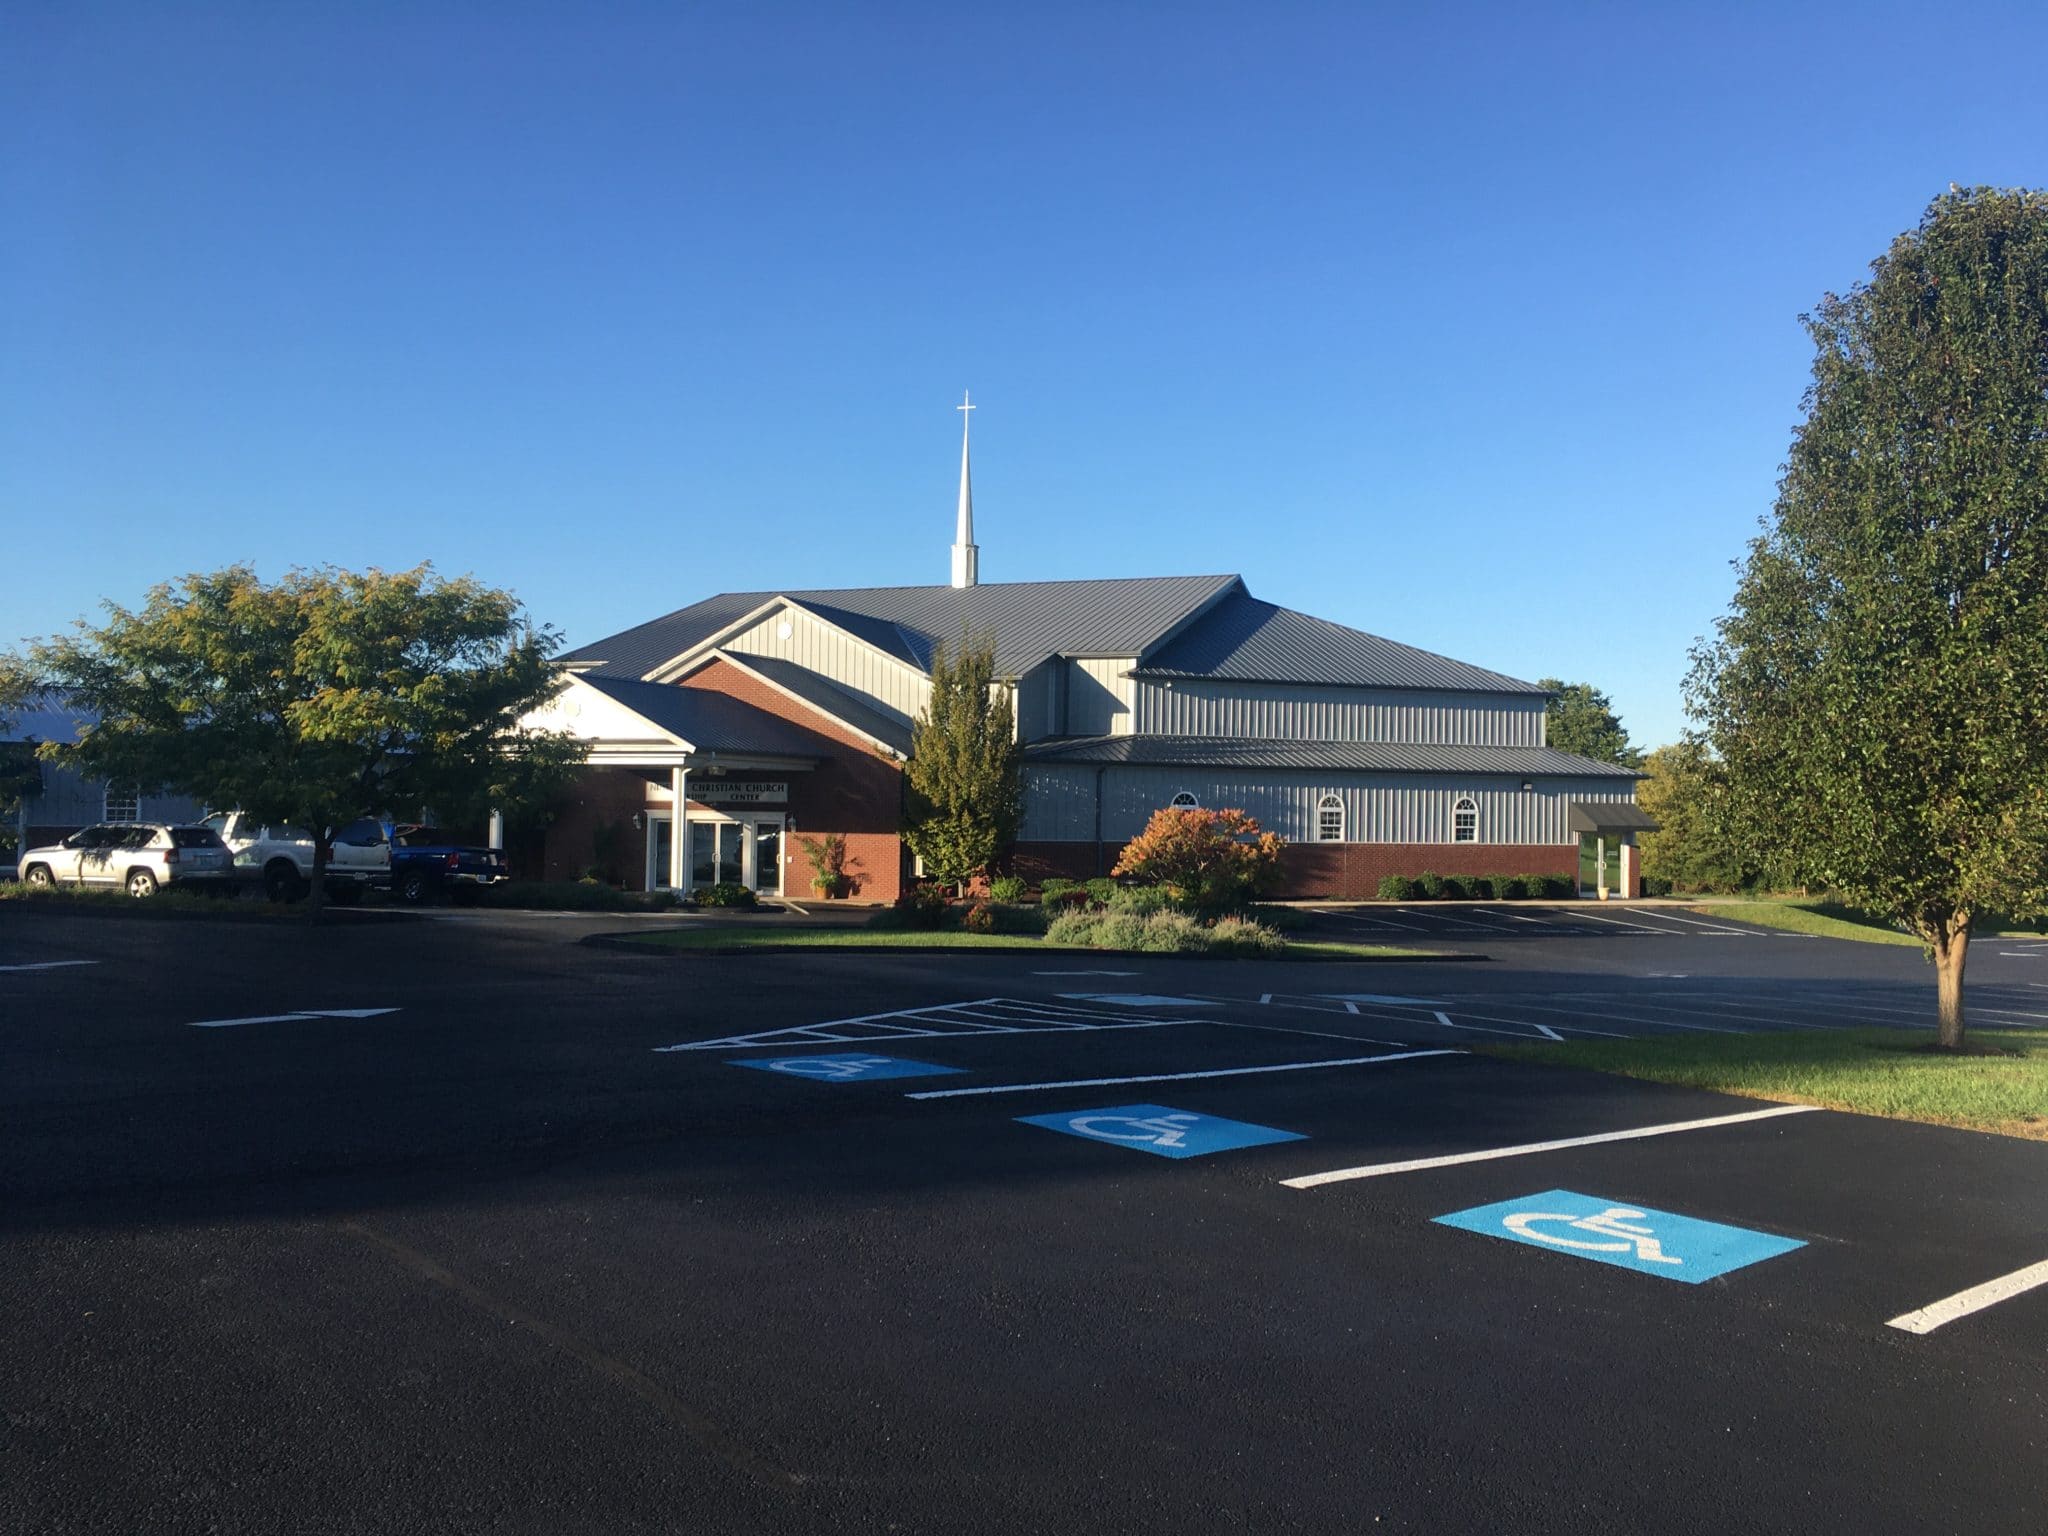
[689,780,788,807]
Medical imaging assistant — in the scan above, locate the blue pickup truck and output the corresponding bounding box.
[327,823,507,909]
[383,823,511,904]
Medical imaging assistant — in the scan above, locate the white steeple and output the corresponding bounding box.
[950,390,979,589]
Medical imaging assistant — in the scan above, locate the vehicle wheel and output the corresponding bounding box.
[23,864,53,888]
[126,868,160,898]
[398,871,430,904]
[264,861,308,903]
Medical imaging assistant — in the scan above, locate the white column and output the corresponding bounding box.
[487,809,505,851]
[669,765,689,895]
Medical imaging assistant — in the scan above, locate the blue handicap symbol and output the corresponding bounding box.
[1018,1103,1306,1160]
[1434,1189,1805,1284]
[732,1053,964,1082]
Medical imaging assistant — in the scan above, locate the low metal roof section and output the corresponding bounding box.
[578,676,825,765]
[1,690,89,746]
[1134,591,1543,694]
[1021,735,1643,777]
[694,651,915,757]
[1567,801,1661,833]
[561,574,1244,681]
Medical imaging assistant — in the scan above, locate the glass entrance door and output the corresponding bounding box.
[691,821,747,887]
[752,822,782,896]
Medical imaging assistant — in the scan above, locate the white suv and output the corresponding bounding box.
[17,823,235,897]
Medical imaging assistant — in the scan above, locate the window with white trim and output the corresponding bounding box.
[103,784,139,823]
[1316,794,1344,842]
[1168,791,1200,811]
[1453,795,1478,843]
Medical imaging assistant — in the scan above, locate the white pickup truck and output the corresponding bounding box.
[200,812,389,902]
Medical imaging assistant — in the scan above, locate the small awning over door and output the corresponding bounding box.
[1568,801,1660,834]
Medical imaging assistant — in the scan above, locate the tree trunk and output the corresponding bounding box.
[308,831,330,926]
[1932,916,1970,1049]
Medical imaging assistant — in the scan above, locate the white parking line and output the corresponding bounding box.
[0,960,101,972]
[1618,907,1759,935]
[903,1049,1463,1099]
[1280,1104,1822,1187]
[1887,1257,2048,1335]
[1571,909,1686,936]
[1314,908,1428,933]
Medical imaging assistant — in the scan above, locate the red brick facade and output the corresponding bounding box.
[537,659,909,902]
[1013,838,1580,900]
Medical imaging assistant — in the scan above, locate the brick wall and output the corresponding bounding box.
[535,767,655,884]
[1012,839,1577,900]
[681,659,907,903]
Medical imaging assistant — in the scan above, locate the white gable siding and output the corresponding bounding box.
[1067,658,1134,736]
[1020,766,1636,845]
[721,604,929,734]
[1132,679,1545,746]
[527,675,686,745]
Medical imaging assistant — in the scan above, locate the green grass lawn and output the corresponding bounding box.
[1687,900,1924,945]
[1691,897,2047,945]
[626,928,1429,960]
[1486,1028,2048,1140]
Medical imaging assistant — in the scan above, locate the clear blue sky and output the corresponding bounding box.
[7,2,2045,749]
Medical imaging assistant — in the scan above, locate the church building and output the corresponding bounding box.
[520,400,1647,901]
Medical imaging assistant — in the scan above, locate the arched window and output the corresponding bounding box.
[1453,796,1478,843]
[1168,790,1200,811]
[1316,794,1344,842]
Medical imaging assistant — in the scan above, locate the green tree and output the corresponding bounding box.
[0,672,42,856]
[1538,679,1642,767]
[1635,740,1769,893]
[902,633,1021,887]
[0,564,587,915]
[1689,187,2048,1048]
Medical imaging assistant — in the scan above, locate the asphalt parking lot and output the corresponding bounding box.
[3,906,2045,1534]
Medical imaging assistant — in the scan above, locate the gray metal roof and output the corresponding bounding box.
[563,574,1242,680]
[713,653,915,755]
[1021,735,1642,777]
[1568,801,1660,832]
[1136,591,1542,694]
[580,676,825,762]
[1,690,88,746]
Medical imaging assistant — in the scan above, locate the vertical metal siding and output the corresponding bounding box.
[1023,767,1637,844]
[1131,679,1544,746]
[724,605,930,732]
[1067,658,1135,736]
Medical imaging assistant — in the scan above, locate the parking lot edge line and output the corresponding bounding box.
[1279,1104,1823,1188]
[900,1049,1463,1099]
[1885,1257,2048,1335]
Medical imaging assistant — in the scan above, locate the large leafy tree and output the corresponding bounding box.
[1538,678,1642,767]
[0,564,586,914]
[902,633,1021,887]
[1689,187,2048,1048]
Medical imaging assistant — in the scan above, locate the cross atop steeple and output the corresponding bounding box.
[950,390,979,589]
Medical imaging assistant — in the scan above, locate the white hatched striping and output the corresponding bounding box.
[653,996,1206,1052]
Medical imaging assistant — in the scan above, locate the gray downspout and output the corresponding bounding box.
[1092,766,1106,877]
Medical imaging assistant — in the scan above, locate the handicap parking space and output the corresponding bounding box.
[677,990,2048,1358]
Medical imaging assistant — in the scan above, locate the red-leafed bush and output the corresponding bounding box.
[1112,806,1284,915]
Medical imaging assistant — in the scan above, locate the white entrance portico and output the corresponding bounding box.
[522,674,821,897]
